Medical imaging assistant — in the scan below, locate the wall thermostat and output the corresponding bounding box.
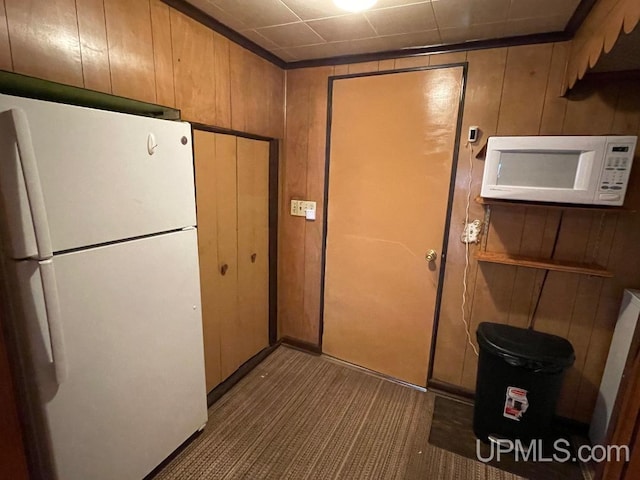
[468,126,480,143]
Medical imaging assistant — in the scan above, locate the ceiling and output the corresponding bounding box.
[184,0,582,62]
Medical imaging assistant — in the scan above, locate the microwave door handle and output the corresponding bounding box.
[39,259,68,384]
[4,108,53,259]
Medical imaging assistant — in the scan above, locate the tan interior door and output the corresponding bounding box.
[322,67,464,386]
[237,137,270,366]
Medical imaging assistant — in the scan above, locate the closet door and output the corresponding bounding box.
[194,130,239,389]
[212,133,241,381]
[193,130,222,392]
[237,137,270,366]
[194,130,271,392]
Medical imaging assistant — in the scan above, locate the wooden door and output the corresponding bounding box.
[237,137,270,365]
[322,67,464,386]
[194,130,270,391]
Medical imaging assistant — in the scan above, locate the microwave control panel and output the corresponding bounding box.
[599,143,635,202]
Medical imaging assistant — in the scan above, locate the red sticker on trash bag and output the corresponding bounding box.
[504,386,529,421]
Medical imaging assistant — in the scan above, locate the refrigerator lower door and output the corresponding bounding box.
[13,229,207,480]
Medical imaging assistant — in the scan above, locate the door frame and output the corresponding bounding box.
[190,123,279,347]
[318,63,468,386]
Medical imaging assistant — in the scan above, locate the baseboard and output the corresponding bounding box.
[206,343,280,407]
[428,379,475,401]
[279,336,322,355]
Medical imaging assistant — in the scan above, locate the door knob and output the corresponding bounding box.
[251,253,257,263]
[425,249,437,263]
[220,264,228,276]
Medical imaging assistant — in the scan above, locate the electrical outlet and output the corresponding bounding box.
[461,219,482,244]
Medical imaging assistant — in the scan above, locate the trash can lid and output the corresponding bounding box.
[477,322,575,369]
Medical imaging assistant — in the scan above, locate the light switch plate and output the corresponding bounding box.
[291,200,316,218]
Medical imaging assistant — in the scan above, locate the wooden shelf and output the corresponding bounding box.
[475,196,634,213]
[475,251,613,278]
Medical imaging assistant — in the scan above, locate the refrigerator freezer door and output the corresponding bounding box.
[14,229,207,480]
[0,94,196,258]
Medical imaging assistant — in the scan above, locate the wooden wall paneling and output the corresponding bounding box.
[496,43,554,135]
[103,0,155,103]
[193,130,222,392]
[333,64,349,75]
[5,0,83,86]
[76,0,111,93]
[394,55,430,69]
[625,421,640,479]
[347,61,380,74]
[539,42,569,135]
[560,80,629,421]
[303,67,333,346]
[378,59,395,71]
[557,214,618,418]
[0,1,12,71]
[213,133,240,380]
[266,60,285,139]
[279,68,310,342]
[505,208,549,329]
[229,43,250,134]
[170,9,215,125]
[610,79,640,136]
[562,80,620,135]
[459,43,555,390]
[230,44,279,137]
[431,47,507,386]
[459,263,516,389]
[237,137,270,361]
[213,33,231,129]
[429,51,467,66]
[149,0,175,108]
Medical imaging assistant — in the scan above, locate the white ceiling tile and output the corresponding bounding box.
[240,29,282,50]
[280,0,348,20]
[382,29,442,49]
[365,3,437,36]
[271,48,299,61]
[372,0,431,8]
[508,0,581,20]
[439,22,506,43]
[502,15,568,36]
[256,22,327,47]
[307,14,378,42]
[211,0,301,28]
[183,0,577,62]
[432,0,510,29]
[188,0,251,31]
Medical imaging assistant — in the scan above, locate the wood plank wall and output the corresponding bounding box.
[0,0,284,138]
[280,43,640,423]
[0,1,284,477]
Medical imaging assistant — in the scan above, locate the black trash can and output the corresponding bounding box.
[473,322,575,443]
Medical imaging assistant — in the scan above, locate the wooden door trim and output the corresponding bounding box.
[191,125,279,347]
[318,64,469,386]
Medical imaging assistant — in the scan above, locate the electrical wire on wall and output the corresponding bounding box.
[461,141,479,357]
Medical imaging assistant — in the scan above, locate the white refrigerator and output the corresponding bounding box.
[0,93,208,479]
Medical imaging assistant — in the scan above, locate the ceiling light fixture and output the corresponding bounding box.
[333,0,378,13]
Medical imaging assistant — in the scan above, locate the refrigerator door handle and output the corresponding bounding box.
[39,259,68,384]
[4,108,53,259]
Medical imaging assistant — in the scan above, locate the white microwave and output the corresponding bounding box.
[480,135,638,206]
